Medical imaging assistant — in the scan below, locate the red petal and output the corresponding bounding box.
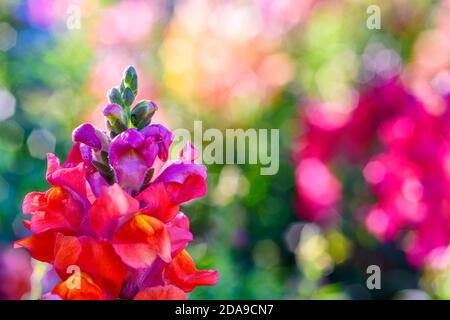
[163,250,218,292]
[164,175,206,204]
[53,236,126,298]
[29,187,84,233]
[46,153,87,204]
[64,142,84,168]
[134,285,187,300]
[155,163,207,204]
[52,272,107,300]
[89,184,139,239]
[137,183,180,223]
[112,214,171,269]
[14,231,59,263]
[22,192,47,214]
[46,153,61,177]
[167,213,192,257]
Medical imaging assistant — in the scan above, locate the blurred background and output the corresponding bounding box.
[1,0,450,299]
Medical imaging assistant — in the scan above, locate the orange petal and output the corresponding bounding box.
[164,250,218,292]
[112,214,171,269]
[29,187,84,233]
[52,272,107,300]
[53,236,127,298]
[14,231,59,263]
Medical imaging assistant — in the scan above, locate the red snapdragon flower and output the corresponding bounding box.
[15,67,218,299]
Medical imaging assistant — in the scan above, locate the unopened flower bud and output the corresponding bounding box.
[131,100,158,129]
[124,66,137,85]
[122,87,135,107]
[119,81,126,94]
[103,103,128,134]
[123,66,138,95]
[108,87,123,106]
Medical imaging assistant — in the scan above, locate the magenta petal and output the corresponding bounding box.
[64,142,96,174]
[72,123,109,151]
[109,129,158,194]
[87,172,110,198]
[40,293,63,300]
[121,260,166,299]
[155,162,207,204]
[103,103,124,118]
[156,162,207,184]
[141,124,173,161]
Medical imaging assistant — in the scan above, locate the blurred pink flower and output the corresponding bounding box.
[364,153,426,240]
[340,79,424,161]
[0,247,32,300]
[255,0,316,36]
[95,0,162,46]
[295,76,450,267]
[294,102,348,162]
[295,157,341,223]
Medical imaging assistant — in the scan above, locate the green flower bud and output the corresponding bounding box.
[124,66,137,85]
[103,103,128,134]
[122,87,135,107]
[119,81,126,94]
[108,87,123,106]
[131,100,158,129]
[107,122,119,139]
[123,66,138,95]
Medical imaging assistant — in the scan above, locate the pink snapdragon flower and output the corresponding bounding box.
[295,76,450,267]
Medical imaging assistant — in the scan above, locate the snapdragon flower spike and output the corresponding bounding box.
[103,103,128,135]
[15,66,218,300]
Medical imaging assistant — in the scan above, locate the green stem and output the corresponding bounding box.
[125,105,134,128]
